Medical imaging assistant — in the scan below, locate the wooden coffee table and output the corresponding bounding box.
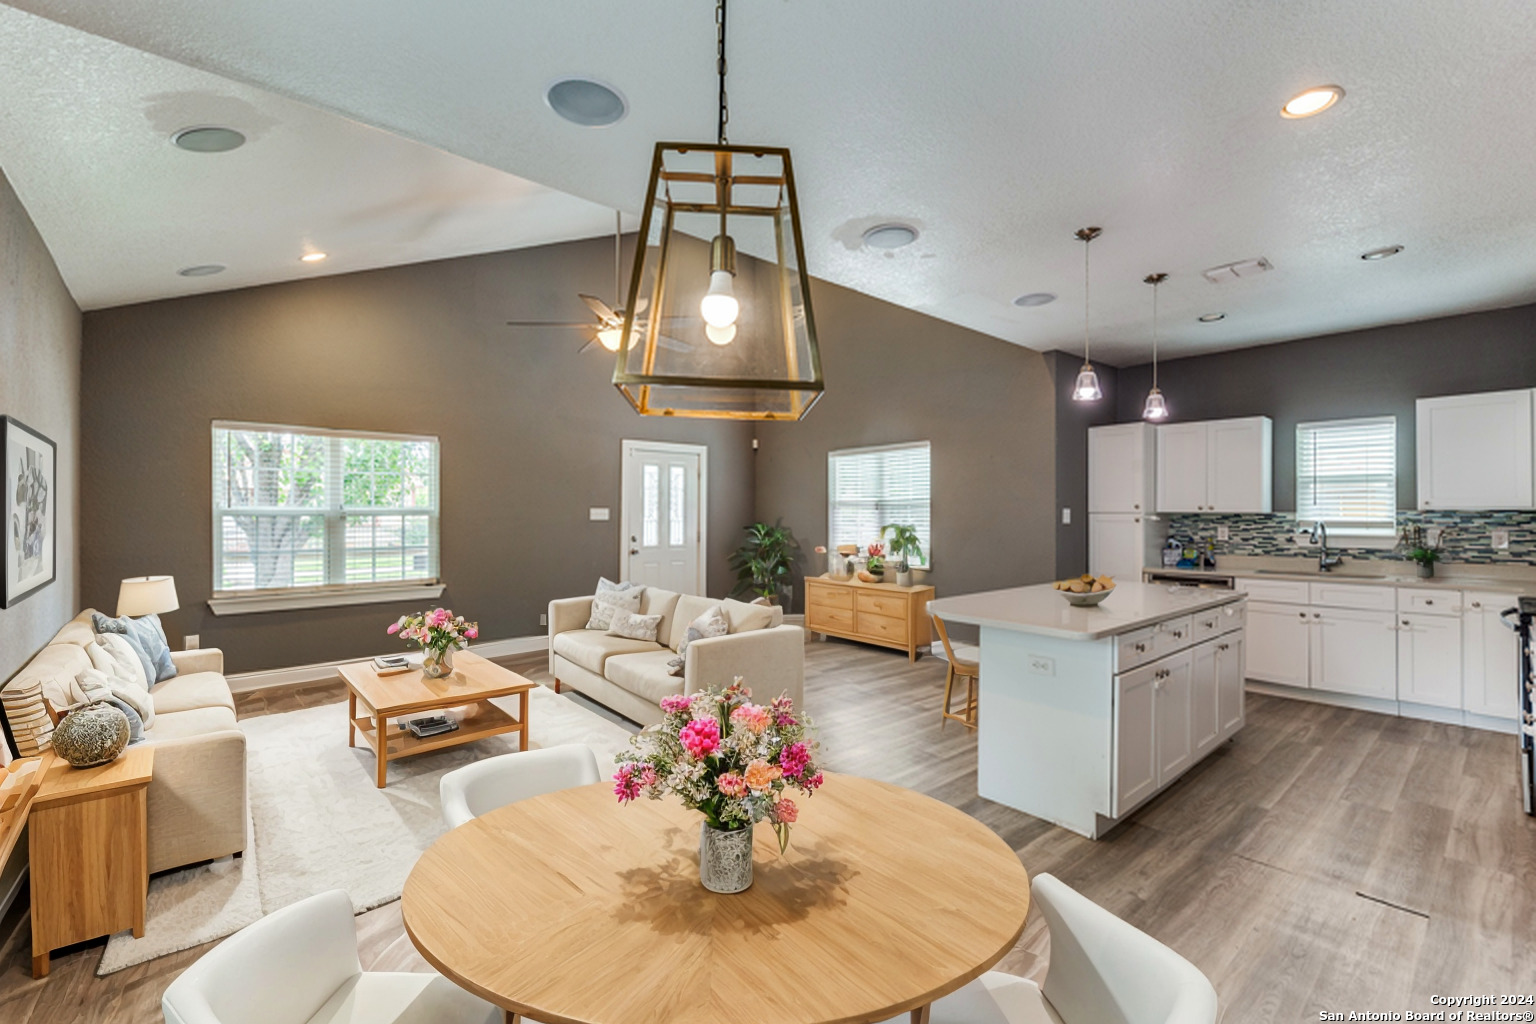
[338,651,533,788]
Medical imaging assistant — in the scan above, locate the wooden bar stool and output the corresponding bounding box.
[932,615,978,729]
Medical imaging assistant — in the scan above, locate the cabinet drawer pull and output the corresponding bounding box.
[1171,629,1184,638]
[1401,619,1410,627]
[1217,643,1229,651]
[1472,601,1482,609]
[1299,612,1307,619]
[1134,643,1147,653]
[1424,599,1434,606]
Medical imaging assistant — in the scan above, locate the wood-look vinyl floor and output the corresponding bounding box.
[2,640,1533,1022]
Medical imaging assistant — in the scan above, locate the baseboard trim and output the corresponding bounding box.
[1247,680,1517,735]
[226,635,549,693]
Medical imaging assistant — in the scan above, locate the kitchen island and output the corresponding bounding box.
[928,581,1247,838]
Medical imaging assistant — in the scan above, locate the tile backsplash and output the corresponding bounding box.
[1164,511,1536,565]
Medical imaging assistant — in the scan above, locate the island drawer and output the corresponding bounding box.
[1309,581,1395,611]
[856,591,909,617]
[1193,602,1245,640]
[1117,627,1158,672]
[1237,578,1310,605]
[1396,588,1462,616]
[1152,615,1194,658]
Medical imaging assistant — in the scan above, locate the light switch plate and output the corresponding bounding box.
[589,507,611,522]
[1061,507,1071,525]
[184,634,200,650]
[1492,528,1510,550]
[1217,525,1230,541]
[538,613,548,626]
[1028,655,1055,676]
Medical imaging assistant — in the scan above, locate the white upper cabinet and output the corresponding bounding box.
[1088,422,1156,513]
[1416,389,1535,510]
[1156,416,1273,513]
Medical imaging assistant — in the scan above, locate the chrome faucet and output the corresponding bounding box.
[1309,521,1344,572]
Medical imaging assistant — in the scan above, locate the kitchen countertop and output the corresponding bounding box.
[929,582,1244,641]
[1144,555,1536,594]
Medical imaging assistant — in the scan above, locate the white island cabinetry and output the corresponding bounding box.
[929,583,1246,839]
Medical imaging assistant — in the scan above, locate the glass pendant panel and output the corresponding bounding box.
[1143,387,1169,420]
[615,143,824,420]
[1072,364,1103,402]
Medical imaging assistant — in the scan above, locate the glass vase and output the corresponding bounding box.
[421,647,455,679]
[699,822,754,893]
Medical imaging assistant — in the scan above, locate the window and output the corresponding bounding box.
[1296,416,1396,532]
[212,422,440,600]
[828,442,931,565]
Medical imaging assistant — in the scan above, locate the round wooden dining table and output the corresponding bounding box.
[402,773,1031,1024]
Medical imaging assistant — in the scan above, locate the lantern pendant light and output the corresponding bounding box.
[613,0,824,420]
[1072,227,1104,402]
[1142,273,1169,421]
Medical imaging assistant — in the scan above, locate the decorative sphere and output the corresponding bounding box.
[52,701,131,768]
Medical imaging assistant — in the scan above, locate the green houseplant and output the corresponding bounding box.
[1398,523,1444,579]
[729,522,800,603]
[881,524,924,587]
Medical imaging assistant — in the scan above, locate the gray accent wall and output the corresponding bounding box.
[754,280,1058,614]
[1113,303,1536,510]
[0,166,80,685]
[80,237,755,673]
[1047,351,1119,579]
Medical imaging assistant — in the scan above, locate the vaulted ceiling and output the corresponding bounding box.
[4,0,1535,364]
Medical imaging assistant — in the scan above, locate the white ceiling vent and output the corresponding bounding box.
[1202,257,1273,284]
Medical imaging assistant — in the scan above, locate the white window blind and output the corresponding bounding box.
[212,422,439,594]
[828,442,931,565]
[1296,416,1397,531]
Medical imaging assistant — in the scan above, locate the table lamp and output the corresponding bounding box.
[117,575,180,618]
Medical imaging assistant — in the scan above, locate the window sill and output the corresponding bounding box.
[208,580,446,616]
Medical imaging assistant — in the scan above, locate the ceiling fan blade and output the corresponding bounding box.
[580,294,617,321]
[577,338,598,355]
[633,296,649,315]
[507,321,595,328]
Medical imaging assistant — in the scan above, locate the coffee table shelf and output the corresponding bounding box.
[350,701,523,761]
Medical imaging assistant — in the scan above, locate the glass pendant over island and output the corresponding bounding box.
[1072,226,1103,402]
[1142,272,1169,421]
[613,0,824,420]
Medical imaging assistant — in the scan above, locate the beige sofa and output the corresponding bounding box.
[548,590,805,727]
[3,610,246,874]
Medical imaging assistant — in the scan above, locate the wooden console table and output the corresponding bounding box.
[30,746,154,977]
[804,575,934,661]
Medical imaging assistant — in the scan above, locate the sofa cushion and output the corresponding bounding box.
[637,588,680,646]
[607,610,664,642]
[586,578,644,630]
[670,594,720,650]
[49,610,100,649]
[669,604,728,676]
[144,705,239,742]
[149,671,236,716]
[552,630,664,676]
[88,634,150,691]
[76,666,156,728]
[721,598,781,633]
[94,611,178,683]
[603,650,688,707]
[7,642,92,712]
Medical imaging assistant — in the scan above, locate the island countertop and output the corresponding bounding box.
[928,581,1244,641]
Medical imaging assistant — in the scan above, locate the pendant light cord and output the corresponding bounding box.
[716,0,729,145]
[1082,234,1091,364]
[1151,278,1159,388]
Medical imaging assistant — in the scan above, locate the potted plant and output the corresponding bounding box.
[729,522,800,604]
[865,543,886,582]
[881,523,924,587]
[1398,523,1444,578]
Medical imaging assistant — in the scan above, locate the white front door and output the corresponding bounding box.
[621,441,706,595]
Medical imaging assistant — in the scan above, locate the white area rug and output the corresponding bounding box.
[98,684,634,974]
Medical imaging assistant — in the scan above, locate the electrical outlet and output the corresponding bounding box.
[1061,507,1071,525]
[1492,529,1510,550]
[1426,526,1444,547]
[184,634,200,650]
[538,613,548,626]
[1028,655,1055,677]
[1216,525,1229,541]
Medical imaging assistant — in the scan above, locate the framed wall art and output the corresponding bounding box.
[3,416,56,608]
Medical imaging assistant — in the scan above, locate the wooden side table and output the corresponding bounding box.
[29,746,154,978]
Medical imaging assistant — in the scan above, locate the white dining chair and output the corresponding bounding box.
[161,889,499,1024]
[887,873,1218,1024]
[439,743,602,829]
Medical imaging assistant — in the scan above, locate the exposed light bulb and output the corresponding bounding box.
[705,322,736,346]
[1143,387,1169,421]
[701,270,739,328]
[1073,364,1103,402]
[597,327,623,352]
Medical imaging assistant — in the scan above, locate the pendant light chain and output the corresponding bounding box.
[716,0,729,145]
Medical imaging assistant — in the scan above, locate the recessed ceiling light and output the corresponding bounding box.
[1197,312,1226,323]
[1013,292,1057,307]
[544,78,628,127]
[1281,85,1344,119]
[172,126,247,153]
[177,264,226,277]
[300,252,328,263]
[1360,244,1404,261]
[861,224,919,250]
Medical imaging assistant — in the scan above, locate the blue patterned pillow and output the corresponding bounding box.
[93,612,178,683]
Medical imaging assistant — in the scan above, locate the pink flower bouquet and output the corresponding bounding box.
[614,678,822,852]
[387,607,479,657]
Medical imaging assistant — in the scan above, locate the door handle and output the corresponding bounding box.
[630,548,639,556]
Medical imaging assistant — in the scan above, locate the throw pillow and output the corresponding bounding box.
[75,666,155,730]
[607,610,664,643]
[586,577,645,630]
[667,604,729,676]
[87,635,150,692]
[93,612,178,683]
[74,669,145,743]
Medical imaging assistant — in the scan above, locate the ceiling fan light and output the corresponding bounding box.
[705,322,736,346]
[597,327,624,352]
[700,269,739,328]
[1073,364,1103,402]
[1143,387,1169,420]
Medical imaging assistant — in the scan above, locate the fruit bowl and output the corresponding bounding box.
[1060,588,1113,607]
[1053,574,1115,606]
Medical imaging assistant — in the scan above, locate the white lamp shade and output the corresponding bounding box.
[117,575,180,617]
[1072,364,1103,402]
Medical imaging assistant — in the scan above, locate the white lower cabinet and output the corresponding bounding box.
[1114,662,1158,815]
[1155,652,1194,785]
[1310,607,1398,699]
[1463,593,1521,720]
[1192,640,1220,756]
[1398,612,1463,709]
[1216,635,1246,738]
[1246,601,1312,686]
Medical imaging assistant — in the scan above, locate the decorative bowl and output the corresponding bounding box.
[1060,589,1113,607]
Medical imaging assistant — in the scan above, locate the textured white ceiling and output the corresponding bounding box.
[0,6,626,310]
[4,0,1536,361]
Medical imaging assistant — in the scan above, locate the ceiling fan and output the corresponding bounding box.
[506,211,691,354]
